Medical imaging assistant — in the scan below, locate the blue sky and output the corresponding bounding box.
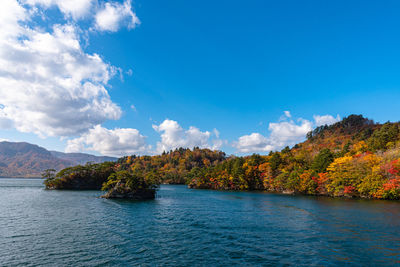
[1,0,400,156]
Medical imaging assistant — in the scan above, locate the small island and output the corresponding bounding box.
[43,163,159,200]
[101,170,157,199]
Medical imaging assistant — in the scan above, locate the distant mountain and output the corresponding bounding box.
[50,151,116,165]
[0,141,117,178]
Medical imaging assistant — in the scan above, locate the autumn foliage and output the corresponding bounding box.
[47,115,400,200]
[188,115,400,200]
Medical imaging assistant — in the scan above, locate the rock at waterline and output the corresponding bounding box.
[102,181,156,200]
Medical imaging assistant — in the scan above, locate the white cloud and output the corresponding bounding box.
[0,0,27,40]
[268,119,313,148]
[0,0,146,156]
[213,128,220,138]
[0,0,145,138]
[313,114,340,127]
[66,120,225,156]
[233,112,339,153]
[211,139,225,150]
[95,0,140,32]
[25,0,95,19]
[234,119,312,153]
[233,133,273,153]
[152,119,223,153]
[66,125,149,156]
[0,17,121,137]
[25,0,141,27]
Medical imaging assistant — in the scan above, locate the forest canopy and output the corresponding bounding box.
[45,115,400,200]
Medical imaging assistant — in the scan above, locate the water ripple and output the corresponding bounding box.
[1,179,400,266]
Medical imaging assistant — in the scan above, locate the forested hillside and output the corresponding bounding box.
[47,115,400,199]
[0,142,116,177]
[0,142,71,177]
[189,115,400,199]
[115,148,227,184]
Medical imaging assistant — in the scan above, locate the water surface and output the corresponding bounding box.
[1,178,399,266]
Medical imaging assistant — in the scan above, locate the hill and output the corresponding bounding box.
[45,114,400,199]
[189,115,400,199]
[0,142,116,177]
[50,151,116,165]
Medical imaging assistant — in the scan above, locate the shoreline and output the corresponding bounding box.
[0,176,43,179]
[187,185,399,201]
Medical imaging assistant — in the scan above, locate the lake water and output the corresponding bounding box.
[1,178,400,266]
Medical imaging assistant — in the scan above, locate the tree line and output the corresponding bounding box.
[44,115,400,199]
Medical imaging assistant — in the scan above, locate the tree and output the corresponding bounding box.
[41,169,56,180]
[368,123,399,151]
[269,152,282,176]
[311,149,334,173]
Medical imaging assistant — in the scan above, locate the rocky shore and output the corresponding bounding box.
[102,180,156,200]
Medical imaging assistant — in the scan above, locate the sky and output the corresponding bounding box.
[1,0,400,156]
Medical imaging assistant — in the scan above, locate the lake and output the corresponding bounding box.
[0,178,399,266]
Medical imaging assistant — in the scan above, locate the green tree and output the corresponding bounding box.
[368,123,399,151]
[269,152,282,176]
[311,149,334,173]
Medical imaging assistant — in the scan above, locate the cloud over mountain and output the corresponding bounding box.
[314,114,341,127]
[66,125,149,157]
[233,112,340,153]
[152,119,223,154]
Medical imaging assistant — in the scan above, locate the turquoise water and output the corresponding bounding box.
[1,179,400,266]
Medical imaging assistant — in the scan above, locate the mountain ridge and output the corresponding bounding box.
[0,141,117,177]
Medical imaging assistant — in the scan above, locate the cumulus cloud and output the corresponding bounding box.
[1,0,26,39]
[152,119,223,153]
[25,0,94,19]
[66,125,150,156]
[268,119,313,147]
[233,133,273,153]
[0,0,142,138]
[95,0,140,32]
[65,120,224,156]
[0,17,121,136]
[233,112,339,153]
[313,114,340,127]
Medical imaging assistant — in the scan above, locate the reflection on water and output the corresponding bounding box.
[0,178,400,266]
